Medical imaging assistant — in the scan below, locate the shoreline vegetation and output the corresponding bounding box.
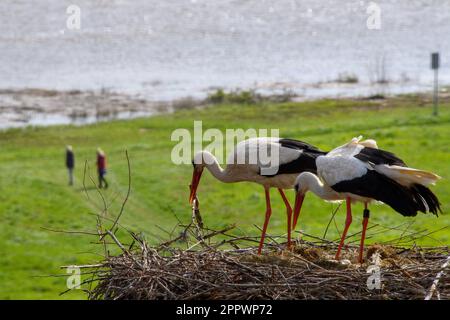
[0,91,449,299]
[2,85,449,130]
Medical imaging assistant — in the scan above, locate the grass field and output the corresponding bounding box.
[0,94,449,299]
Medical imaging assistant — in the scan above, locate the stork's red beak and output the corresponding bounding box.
[189,169,203,204]
[292,193,305,230]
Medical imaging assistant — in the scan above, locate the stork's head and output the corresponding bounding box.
[295,173,314,196]
[189,151,208,204]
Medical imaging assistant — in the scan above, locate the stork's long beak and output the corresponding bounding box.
[189,169,203,204]
[292,193,305,230]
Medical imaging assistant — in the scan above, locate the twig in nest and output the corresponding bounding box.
[323,203,341,239]
[190,192,204,241]
[424,253,450,300]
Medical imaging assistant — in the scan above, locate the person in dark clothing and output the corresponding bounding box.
[97,148,108,189]
[66,145,75,186]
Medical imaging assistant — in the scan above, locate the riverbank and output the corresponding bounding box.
[0,88,170,129]
[2,85,450,129]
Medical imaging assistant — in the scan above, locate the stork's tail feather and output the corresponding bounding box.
[375,165,441,187]
[372,167,442,216]
[371,174,442,217]
[395,167,441,182]
[332,171,442,217]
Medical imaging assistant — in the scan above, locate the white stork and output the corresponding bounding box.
[292,136,441,263]
[189,137,327,254]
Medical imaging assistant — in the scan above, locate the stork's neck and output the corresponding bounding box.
[199,151,233,183]
[299,172,339,200]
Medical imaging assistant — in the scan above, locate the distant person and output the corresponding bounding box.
[65,145,75,186]
[97,148,108,189]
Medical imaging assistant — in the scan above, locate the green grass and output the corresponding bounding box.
[0,95,449,299]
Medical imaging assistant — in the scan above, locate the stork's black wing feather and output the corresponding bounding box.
[354,147,407,166]
[272,152,320,175]
[261,138,327,176]
[278,138,325,154]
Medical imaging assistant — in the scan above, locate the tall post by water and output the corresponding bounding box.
[431,52,440,116]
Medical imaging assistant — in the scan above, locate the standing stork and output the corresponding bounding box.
[189,137,327,254]
[292,136,441,262]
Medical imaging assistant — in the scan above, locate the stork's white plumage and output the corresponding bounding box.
[189,137,326,253]
[292,136,441,262]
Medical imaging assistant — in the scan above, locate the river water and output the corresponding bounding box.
[0,0,449,126]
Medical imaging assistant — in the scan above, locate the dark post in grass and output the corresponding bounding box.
[431,52,439,116]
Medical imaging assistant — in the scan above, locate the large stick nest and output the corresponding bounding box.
[81,224,450,300]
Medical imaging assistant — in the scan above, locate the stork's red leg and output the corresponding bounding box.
[278,188,292,250]
[335,197,353,260]
[257,187,272,255]
[358,202,370,263]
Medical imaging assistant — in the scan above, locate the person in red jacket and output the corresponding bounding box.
[97,148,108,189]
